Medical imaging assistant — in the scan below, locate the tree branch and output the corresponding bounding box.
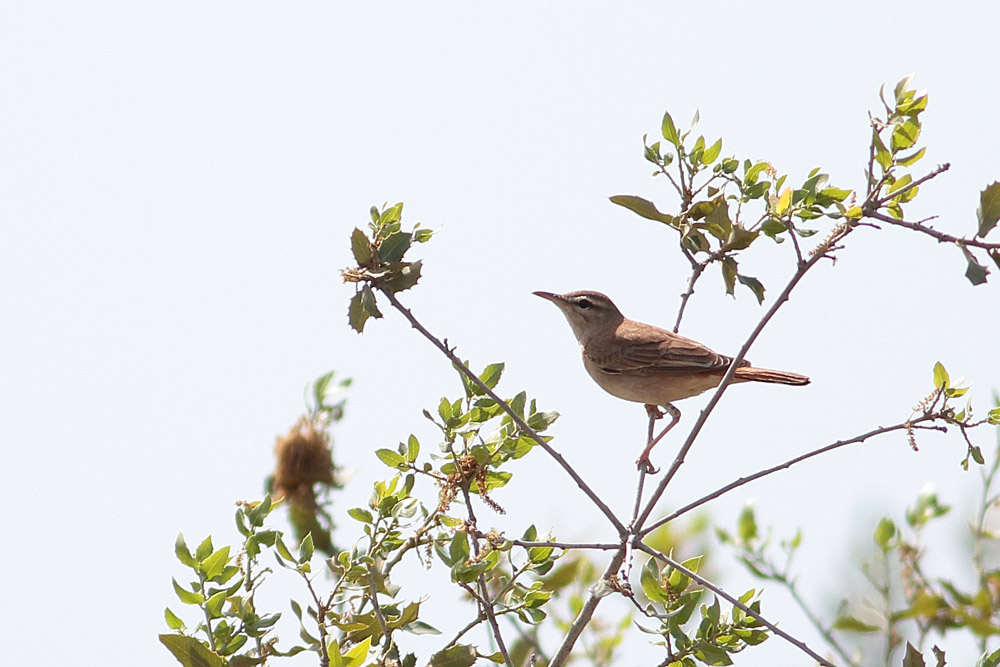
[866,210,1000,251]
[549,548,627,667]
[378,287,625,535]
[641,414,946,535]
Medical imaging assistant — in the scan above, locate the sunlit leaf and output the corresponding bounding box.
[661,111,680,147]
[609,195,675,225]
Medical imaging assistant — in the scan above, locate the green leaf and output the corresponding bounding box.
[378,232,412,264]
[609,195,675,225]
[380,260,422,293]
[378,202,404,227]
[980,647,1000,667]
[872,129,892,171]
[874,517,896,551]
[479,362,504,390]
[833,615,880,633]
[737,274,765,304]
[971,445,985,465]
[640,558,669,603]
[175,534,197,568]
[891,118,920,152]
[375,448,406,468]
[963,247,990,285]
[894,74,916,105]
[695,642,733,665]
[351,228,373,266]
[205,590,227,618]
[932,361,949,389]
[977,182,1000,238]
[429,644,477,667]
[702,138,722,165]
[159,634,225,667]
[298,533,314,563]
[737,504,758,543]
[743,161,770,185]
[405,434,420,462]
[725,224,758,251]
[987,406,1000,426]
[347,508,373,523]
[164,607,184,630]
[902,642,926,667]
[348,291,369,333]
[721,257,737,297]
[661,111,680,147]
[172,578,205,605]
[201,546,230,580]
[897,147,926,167]
[195,536,213,561]
[343,636,372,667]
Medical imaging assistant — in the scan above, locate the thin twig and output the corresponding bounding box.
[379,287,625,536]
[364,569,391,647]
[866,210,1000,251]
[673,260,707,333]
[641,414,946,535]
[549,548,628,667]
[784,578,858,667]
[455,456,514,667]
[479,535,621,551]
[870,162,951,208]
[639,544,836,667]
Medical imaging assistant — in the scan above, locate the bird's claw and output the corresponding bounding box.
[636,455,659,474]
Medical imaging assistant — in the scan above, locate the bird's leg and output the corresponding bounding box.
[636,404,681,473]
[645,404,665,419]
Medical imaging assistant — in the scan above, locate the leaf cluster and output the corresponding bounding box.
[342,202,434,332]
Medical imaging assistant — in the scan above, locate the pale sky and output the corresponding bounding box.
[3,3,1000,666]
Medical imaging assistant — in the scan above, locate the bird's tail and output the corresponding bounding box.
[733,366,810,386]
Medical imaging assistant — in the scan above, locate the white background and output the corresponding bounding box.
[3,3,999,665]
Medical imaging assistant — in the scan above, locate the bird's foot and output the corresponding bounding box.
[645,404,664,420]
[635,453,659,474]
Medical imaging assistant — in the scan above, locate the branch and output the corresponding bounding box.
[454,452,514,667]
[673,260,707,333]
[870,162,950,208]
[481,535,622,551]
[638,544,836,667]
[378,287,625,535]
[641,413,946,535]
[549,548,628,667]
[634,242,833,529]
[866,210,1000,251]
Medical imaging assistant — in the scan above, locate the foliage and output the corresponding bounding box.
[164,77,999,666]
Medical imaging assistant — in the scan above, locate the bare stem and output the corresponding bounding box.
[549,548,628,667]
[673,261,707,333]
[642,414,946,535]
[871,162,951,208]
[866,210,1000,251]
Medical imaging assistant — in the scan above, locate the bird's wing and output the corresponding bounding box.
[587,325,737,376]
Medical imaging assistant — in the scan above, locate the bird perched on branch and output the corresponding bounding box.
[534,290,809,472]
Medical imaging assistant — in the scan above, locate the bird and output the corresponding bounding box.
[534,290,809,471]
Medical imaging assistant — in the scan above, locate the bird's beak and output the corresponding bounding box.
[533,291,559,303]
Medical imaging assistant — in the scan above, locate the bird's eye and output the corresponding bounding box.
[577,299,592,309]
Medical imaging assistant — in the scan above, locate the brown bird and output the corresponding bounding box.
[534,290,810,471]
